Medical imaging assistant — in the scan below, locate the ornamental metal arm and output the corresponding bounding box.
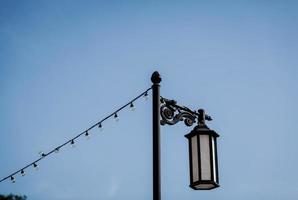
[160,97,212,127]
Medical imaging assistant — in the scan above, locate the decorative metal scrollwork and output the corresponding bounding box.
[160,97,197,126]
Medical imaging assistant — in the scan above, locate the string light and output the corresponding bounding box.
[70,140,75,148]
[129,102,135,111]
[33,163,38,170]
[85,131,90,140]
[144,92,149,101]
[114,113,119,122]
[39,151,46,157]
[55,148,60,153]
[98,123,103,131]
[0,87,152,184]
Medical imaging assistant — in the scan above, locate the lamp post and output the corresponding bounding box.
[151,72,161,200]
[151,71,219,200]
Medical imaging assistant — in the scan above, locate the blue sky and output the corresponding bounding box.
[0,1,298,199]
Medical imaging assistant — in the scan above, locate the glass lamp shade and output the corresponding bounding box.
[185,124,219,190]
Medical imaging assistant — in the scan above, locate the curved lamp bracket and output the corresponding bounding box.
[160,97,197,126]
[160,97,212,127]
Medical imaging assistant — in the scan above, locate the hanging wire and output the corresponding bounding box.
[0,87,152,183]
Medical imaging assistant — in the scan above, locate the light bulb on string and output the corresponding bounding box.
[70,139,76,148]
[144,92,149,101]
[55,148,60,153]
[38,151,46,157]
[33,163,39,170]
[10,176,15,183]
[21,169,25,177]
[85,131,90,140]
[129,102,135,111]
[114,113,119,122]
[98,123,103,131]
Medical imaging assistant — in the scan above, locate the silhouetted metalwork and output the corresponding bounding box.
[1,71,220,199]
[160,97,212,127]
[160,97,196,126]
[151,71,161,200]
[153,72,219,197]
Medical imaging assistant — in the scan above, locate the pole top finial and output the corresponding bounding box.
[151,71,161,84]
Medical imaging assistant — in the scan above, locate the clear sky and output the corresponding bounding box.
[0,1,298,200]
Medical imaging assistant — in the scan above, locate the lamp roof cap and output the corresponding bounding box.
[185,124,219,138]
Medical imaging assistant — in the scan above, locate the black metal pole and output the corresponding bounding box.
[151,71,161,200]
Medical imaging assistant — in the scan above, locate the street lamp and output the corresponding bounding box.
[151,71,220,200]
[185,109,219,190]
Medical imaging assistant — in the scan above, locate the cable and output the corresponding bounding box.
[0,87,152,183]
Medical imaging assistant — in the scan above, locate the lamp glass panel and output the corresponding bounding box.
[211,136,217,181]
[191,136,199,182]
[199,134,211,180]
